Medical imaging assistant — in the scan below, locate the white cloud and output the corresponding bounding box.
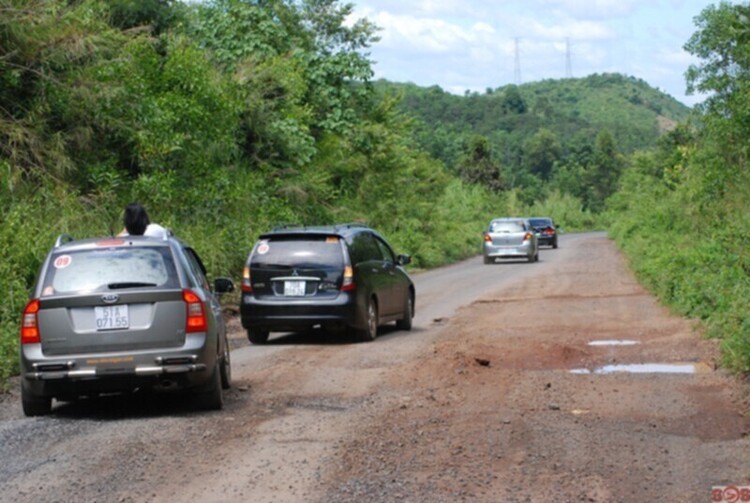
[353,0,706,105]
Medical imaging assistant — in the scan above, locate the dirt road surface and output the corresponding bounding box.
[0,232,748,502]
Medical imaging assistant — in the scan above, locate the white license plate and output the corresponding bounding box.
[283,280,306,296]
[94,305,129,330]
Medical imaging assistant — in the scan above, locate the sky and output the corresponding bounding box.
[350,0,717,106]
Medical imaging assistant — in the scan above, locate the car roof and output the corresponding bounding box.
[490,217,529,223]
[49,233,180,253]
[259,223,375,240]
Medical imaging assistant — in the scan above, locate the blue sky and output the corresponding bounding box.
[350,0,717,106]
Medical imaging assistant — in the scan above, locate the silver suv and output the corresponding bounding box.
[19,233,234,416]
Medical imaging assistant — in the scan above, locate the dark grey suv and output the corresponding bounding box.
[240,224,415,343]
[19,233,234,416]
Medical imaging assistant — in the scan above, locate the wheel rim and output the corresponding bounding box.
[223,341,232,383]
[367,301,377,338]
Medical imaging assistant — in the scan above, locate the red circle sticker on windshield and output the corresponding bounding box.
[54,255,72,269]
[257,242,270,255]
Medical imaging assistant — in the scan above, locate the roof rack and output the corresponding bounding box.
[54,234,74,248]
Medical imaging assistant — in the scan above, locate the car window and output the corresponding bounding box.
[490,221,525,233]
[375,237,395,263]
[529,219,552,227]
[183,247,210,291]
[348,233,382,264]
[252,236,345,268]
[42,247,178,295]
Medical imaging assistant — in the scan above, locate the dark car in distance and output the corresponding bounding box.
[19,233,235,416]
[529,217,558,249]
[240,224,415,343]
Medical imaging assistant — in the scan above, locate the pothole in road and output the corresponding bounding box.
[570,362,713,374]
[587,340,639,346]
[287,396,357,412]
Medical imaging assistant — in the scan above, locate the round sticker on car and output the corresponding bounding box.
[257,242,270,255]
[54,255,72,269]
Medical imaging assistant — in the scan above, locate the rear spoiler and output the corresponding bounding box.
[54,234,74,248]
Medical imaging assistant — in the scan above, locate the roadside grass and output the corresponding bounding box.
[608,166,750,373]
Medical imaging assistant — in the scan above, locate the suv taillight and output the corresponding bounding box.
[341,265,356,292]
[183,289,207,333]
[523,232,534,241]
[241,266,252,293]
[483,233,491,242]
[21,299,41,344]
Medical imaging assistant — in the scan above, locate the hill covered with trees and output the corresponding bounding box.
[375,74,691,211]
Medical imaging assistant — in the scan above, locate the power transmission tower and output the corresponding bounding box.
[514,38,522,85]
[565,38,572,78]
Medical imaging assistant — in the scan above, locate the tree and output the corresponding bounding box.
[582,130,624,211]
[523,128,562,180]
[500,85,527,114]
[457,135,504,192]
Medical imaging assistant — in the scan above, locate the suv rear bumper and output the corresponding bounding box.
[20,333,217,398]
[240,292,360,331]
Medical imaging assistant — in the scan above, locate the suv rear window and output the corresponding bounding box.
[42,247,179,295]
[529,219,552,227]
[251,236,345,268]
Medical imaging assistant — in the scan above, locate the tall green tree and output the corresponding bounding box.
[583,130,624,212]
[457,135,504,192]
[523,128,562,180]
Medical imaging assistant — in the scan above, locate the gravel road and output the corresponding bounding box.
[0,232,747,503]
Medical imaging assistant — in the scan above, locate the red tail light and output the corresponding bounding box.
[545,227,555,235]
[21,299,41,344]
[183,289,208,333]
[241,266,252,293]
[341,265,356,292]
[483,233,492,242]
[523,232,534,241]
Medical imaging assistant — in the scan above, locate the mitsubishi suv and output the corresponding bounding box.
[240,224,415,343]
[19,233,235,416]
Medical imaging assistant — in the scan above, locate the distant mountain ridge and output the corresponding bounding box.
[373,73,691,167]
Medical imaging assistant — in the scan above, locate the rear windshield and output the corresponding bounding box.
[251,236,345,268]
[41,247,179,295]
[529,219,552,227]
[490,221,525,233]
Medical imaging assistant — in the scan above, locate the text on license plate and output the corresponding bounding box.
[94,305,129,330]
[284,280,306,296]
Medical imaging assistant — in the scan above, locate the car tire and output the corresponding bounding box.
[246,328,269,345]
[396,292,414,331]
[220,336,232,390]
[21,384,52,417]
[483,256,492,265]
[553,239,558,249]
[356,298,378,342]
[195,364,223,411]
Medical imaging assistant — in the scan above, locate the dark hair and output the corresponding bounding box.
[124,203,150,235]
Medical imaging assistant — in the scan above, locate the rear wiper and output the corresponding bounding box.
[107,282,158,289]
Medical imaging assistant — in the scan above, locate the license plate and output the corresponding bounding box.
[283,280,306,296]
[94,305,129,330]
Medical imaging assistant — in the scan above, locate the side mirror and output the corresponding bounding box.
[214,277,235,294]
[397,254,411,266]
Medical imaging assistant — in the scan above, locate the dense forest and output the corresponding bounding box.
[375,75,690,210]
[1,0,749,384]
